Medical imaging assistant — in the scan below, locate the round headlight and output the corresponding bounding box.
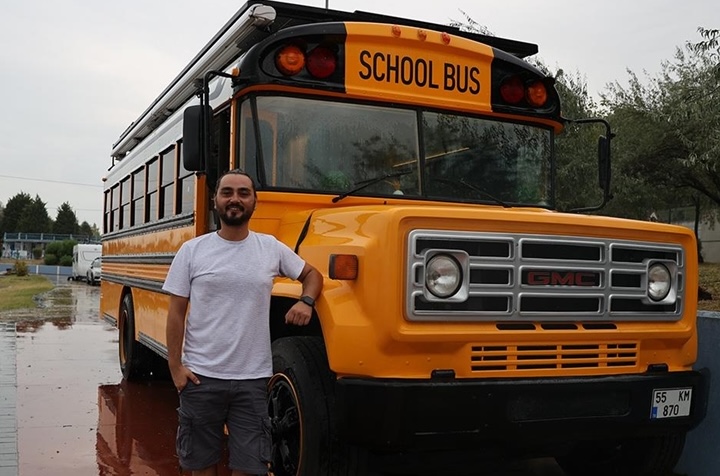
[648,263,671,301]
[425,254,462,298]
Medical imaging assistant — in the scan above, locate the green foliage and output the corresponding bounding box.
[32,247,43,259]
[602,33,720,217]
[44,239,76,265]
[688,27,720,77]
[448,10,494,35]
[12,260,28,276]
[79,221,93,238]
[59,255,73,267]
[53,202,79,235]
[17,195,51,233]
[2,192,32,234]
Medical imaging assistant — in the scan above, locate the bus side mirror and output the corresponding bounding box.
[567,118,614,213]
[598,135,611,191]
[183,105,211,171]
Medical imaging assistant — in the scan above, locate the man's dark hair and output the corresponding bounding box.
[214,169,257,197]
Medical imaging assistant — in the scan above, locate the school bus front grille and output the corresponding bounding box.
[470,342,639,372]
[406,230,685,322]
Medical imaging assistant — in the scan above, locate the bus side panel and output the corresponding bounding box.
[100,280,124,325]
[131,287,171,353]
[101,279,171,357]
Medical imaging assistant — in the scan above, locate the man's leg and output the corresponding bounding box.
[178,376,229,474]
[226,378,272,476]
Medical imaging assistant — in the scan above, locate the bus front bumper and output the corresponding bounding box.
[335,369,710,451]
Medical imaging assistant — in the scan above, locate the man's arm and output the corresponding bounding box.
[166,294,199,391]
[285,263,323,326]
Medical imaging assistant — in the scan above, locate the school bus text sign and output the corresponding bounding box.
[345,23,494,112]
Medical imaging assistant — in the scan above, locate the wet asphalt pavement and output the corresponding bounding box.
[0,280,566,476]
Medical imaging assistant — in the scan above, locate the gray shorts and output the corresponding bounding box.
[176,375,271,474]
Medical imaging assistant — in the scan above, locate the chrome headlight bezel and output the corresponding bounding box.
[423,250,469,301]
[646,260,677,304]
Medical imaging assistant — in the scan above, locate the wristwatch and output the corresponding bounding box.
[299,295,315,307]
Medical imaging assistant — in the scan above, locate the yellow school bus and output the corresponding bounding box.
[101,2,709,475]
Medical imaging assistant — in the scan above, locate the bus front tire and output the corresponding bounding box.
[269,336,374,476]
[556,432,686,476]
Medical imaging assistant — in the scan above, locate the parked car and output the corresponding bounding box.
[87,257,102,285]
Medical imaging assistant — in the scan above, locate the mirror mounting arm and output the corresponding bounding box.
[567,118,615,213]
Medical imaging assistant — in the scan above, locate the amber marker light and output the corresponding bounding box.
[526,80,548,107]
[276,45,305,76]
[392,25,402,37]
[329,254,359,280]
[441,32,451,45]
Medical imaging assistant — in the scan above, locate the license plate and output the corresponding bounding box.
[651,388,692,419]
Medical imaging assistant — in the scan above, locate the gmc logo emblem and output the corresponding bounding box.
[524,270,599,286]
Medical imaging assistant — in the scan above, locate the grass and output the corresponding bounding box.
[699,262,720,312]
[0,275,54,312]
[0,258,43,265]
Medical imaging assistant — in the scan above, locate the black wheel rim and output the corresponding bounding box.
[268,374,301,476]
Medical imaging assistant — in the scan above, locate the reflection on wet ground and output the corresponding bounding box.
[96,380,180,475]
[0,281,564,476]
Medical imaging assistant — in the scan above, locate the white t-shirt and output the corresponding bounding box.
[162,231,306,380]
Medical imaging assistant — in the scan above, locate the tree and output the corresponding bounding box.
[689,27,720,75]
[2,192,32,234]
[79,221,93,238]
[16,195,51,233]
[449,10,494,35]
[602,35,720,212]
[54,202,79,235]
[44,239,76,265]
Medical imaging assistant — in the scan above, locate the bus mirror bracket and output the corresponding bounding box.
[182,70,238,189]
[568,118,615,213]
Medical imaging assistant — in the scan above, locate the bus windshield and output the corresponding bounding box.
[241,96,553,207]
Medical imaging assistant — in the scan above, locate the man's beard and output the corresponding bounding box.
[218,206,253,226]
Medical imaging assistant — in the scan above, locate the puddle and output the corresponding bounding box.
[0,281,99,324]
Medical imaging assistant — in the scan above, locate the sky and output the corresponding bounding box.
[0,0,717,229]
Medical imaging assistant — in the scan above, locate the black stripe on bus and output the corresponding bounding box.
[103,274,166,294]
[138,333,168,360]
[102,254,175,265]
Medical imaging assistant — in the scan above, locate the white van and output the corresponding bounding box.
[71,244,101,281]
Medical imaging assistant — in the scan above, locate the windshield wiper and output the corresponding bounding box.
[332,170,411,203]
[431,177,511,208]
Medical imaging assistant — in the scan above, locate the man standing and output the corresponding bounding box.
[163,169,323,476]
